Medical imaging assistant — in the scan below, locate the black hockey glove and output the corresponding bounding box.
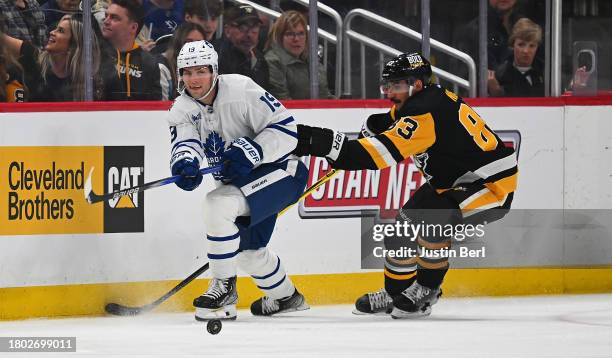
[292,124,347,161]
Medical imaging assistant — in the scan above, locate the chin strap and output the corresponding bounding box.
[195,74,219,102]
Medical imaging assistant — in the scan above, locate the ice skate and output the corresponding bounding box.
[250,289,309,316]
[390,281,442,319]
[352,288,394,315]
[193,276,238,321]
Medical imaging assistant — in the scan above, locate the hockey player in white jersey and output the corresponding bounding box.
[167,40,309,321]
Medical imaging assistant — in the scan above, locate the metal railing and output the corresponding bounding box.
[76,0,565,100]
[342,8,477,98]
[551,0,562,96]
[227,0,342,97]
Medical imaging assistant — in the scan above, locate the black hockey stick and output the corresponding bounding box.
[105,166,339,316]
[84,165,222,204]
[105,263,210,316]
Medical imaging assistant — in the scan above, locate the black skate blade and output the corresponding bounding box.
[105,303,147,316]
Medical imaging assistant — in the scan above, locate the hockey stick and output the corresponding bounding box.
[105,165,340,316]
[105,263,210,316]
[84,165,222,204]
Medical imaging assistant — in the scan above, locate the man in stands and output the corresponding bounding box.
[101,0,162,100]
[217,4,269,89]
[184,0,223,47]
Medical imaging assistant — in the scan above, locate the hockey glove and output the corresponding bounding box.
[221,137,263,180]
[171,157,203,191]
[292,124,346,161]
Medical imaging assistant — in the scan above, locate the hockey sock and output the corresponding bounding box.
[239,248,295,299]
[207,231,240,278]
[416,268,448,289]
[384,271,416,296]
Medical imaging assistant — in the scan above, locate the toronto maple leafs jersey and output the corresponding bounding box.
[167,74,298,182]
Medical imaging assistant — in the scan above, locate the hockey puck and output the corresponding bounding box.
[206,319,222,335]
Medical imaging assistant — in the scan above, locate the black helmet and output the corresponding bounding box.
[381,52,432,84]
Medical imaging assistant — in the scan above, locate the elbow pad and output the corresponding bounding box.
[359,112,395,139]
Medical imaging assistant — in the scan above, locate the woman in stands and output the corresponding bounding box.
[0,14,27,102]
[264,10,332,99]
[2,13,105,101]
[487,18,544,97]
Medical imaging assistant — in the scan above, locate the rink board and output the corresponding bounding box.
[1,268,612,320]
[1,97,612,320]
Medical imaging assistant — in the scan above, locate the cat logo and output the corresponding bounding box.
[103,146,144,233]
[107,166,143,209]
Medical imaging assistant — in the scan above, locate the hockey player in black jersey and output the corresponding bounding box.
[293,53,518,319]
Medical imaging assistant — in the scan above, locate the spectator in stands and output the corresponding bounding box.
[158,21,206,99]
[142,0,183,41]
[264,10,332,99]
[488,18,544,97]
[41,0,80,30]
[183,0,223,46]
[101,0,162,100]
[0,0,48,49]
[455,0,524,75]
[0,13,26,102]
[92,0,109,29]
[217,4,269,89]
[3,14,105,101]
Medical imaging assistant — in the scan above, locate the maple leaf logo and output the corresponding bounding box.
[204,131,225,157]
[203,131,226,180]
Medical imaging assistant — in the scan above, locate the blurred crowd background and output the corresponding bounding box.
[1,0,610,102]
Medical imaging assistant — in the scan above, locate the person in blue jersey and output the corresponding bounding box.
[142,0,184,41]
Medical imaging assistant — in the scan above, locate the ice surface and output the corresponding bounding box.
[1,294,611,357]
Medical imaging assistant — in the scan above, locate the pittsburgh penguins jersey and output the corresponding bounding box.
[2,70,25,102]
[333,85,518,198]
[166,74,298,182]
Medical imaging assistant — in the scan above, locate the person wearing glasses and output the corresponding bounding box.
[264,10,331,100]
[217,4,269,89]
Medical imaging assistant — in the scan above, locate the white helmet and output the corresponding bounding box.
[176,40,219,100]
